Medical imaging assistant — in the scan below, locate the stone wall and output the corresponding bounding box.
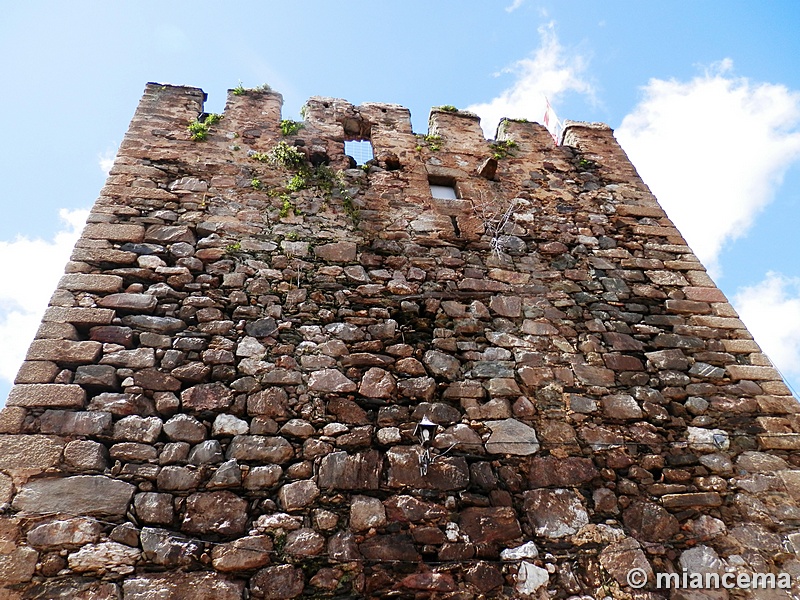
[1,83,799,599]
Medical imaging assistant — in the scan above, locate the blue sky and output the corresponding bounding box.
[2,1,800,401]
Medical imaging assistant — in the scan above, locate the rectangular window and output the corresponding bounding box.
[429,175,458,199]
[344,140,374,166]
[430,184,457,199]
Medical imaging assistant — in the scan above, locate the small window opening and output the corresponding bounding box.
[429,175,458,199]
[344,140,374,166]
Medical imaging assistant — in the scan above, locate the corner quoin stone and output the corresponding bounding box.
[6,384,86,408]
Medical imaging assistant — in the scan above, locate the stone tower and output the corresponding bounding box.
[1,83,799,599]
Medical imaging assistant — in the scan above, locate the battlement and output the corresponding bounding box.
[1,83,798,600]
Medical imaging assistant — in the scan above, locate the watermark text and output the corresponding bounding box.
[626,567,793,590]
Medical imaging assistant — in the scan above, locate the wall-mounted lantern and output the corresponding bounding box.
[414,416,438,447]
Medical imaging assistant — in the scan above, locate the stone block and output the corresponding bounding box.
[212,535,273,572]
[318,450,382,490]
[83,222,146,242]
[58,273,123,293]
[39,410,112,436]
[123,572,244,600]
[459,506,522,543]
[386,447,469,490]
[7,383,86,408]
[0,434,64,476]
[226,435,294,463]
[523,489,589,539]
[26,339,102,364]
[182,491,248,537]
[12,475,135,517]
[726,364,782,381]
[313,241,357,262]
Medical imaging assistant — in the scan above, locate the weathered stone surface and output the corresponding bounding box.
[599,537,653,586]
[140,527,202,567]
[386,446,469,490]
[97,293,158,311]
[623,499,680,542]
[156,465,202,491]
[601,394,643,419]
[7,383,86,407]
[459,506,522,543]
[0,434,64,476]
[59,273,123,293]
[358,367,396,398]
[484,418,540,455]
[164,414,207,443]
[360,533,420,562]
[182,382,234,412]
[64,439,108,471]
[308,368,357,393]
[314,241,357,262]
[0,545,38,585]
[212,535,273,572]
[424,350,461,380]
[523,489,589,538]
[182,491,249,537]
[123,572,244,600]
[227,435,294,463]
[18,577,120,599]
[122,314,186,334]
[134,492,174,525]
[68,541,141,575]
[114,415,163,443]
[27,517,103,549]
[250,564,305,599]
[318,450,382,490]
[284,528,325,557]
[13,476,135,517]
[144,224,195,244]
[278,480,320,511]
[100,347,155,368]
[516,562,550,596]
[244,464,282,490]
[350,495,387,531]
[528,456,598,487]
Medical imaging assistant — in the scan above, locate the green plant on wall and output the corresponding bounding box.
[267,141,307,170]
[188,120,209,141]
[204,113,223,126]
[416,134,442,152]
[438,105,458,112]
[251,141,360,225]
[280,119,304,136]
[279,194,296,218]
[251,178,262,190]
[232,82,272,96]
[489,139,518,160]
[286,173,308,192]
[188,113,223,141]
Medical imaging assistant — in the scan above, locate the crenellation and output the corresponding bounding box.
[2,82,800,599]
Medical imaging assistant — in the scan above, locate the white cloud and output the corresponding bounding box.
[616,60,800,276]
[733,272,800,383]
[466,22,595,138]
[0,208,89,387]
[98,144,118,175]
[505,0,525,13]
